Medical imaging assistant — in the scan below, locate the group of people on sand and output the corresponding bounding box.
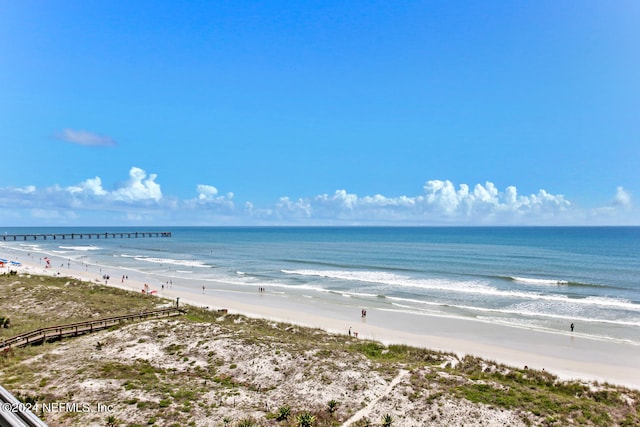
[348,308,369,338]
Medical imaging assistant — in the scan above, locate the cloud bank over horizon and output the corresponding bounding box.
[0,167,635,226]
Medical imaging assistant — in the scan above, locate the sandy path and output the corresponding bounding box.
[341,369,409,426]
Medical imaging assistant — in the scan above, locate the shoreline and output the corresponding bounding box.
[2,246,640,390]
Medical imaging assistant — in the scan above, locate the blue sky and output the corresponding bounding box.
[1,1,638,226]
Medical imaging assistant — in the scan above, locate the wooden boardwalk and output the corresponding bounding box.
[1,231,171,241]
[0,307,184,350]
[0,308,183,427]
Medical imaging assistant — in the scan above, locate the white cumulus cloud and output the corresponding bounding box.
[185,184,234,211]
[420,180,570,220]
[269,180,572,224]
[613,186,632,208]
[112,167,162,202]
[0,173,637,226]
[197,184,219,200]
[275,197,312,218]
[67,177,107,196]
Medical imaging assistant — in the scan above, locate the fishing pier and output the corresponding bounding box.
[1,231,172,241]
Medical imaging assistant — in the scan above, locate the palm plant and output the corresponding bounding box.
[276,404,291,421]
[327,399,339,414]
[296,411,316,427]
[382,413,394,426]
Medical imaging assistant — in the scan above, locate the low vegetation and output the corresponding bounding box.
[1,273,639,426]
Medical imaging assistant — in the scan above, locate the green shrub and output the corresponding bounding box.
[297,411,315,427]
[276,405,291,421]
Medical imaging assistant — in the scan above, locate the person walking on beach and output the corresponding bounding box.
[570,322,574,332]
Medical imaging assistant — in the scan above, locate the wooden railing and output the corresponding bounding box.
[0,307,184,350]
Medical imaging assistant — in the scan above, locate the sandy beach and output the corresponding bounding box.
[3,245,639,391]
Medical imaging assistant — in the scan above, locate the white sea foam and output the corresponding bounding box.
[511,276,569,285]
[0,241,40,252]
[16,243,41,250]
[582,296,637,310]
[281,269,640,312]
[133,256,209,268]
[393,295,640,327]
[282,269,403,283]
[58,245,101,251]
[178,273,328,294]
[389,299,640,332]
[281,269,492,293]
[479,290,640,312]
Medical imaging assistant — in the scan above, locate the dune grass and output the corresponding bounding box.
[0,273,169,338]
[1,272,639,426]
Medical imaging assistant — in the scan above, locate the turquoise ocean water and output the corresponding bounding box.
[2,226,639,345]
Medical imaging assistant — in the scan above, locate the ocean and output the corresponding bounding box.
[2,226,639,345]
